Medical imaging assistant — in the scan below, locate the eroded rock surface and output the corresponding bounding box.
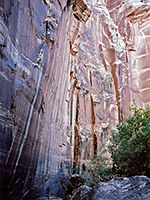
[63,174,86,200]
[0,0,91,199]
[1,0,150,199]
[71,176,150,200]
[69,0,150,174]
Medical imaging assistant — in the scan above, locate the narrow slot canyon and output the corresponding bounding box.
[1,0,150,199]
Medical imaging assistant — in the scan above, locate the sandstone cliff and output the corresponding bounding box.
[0,0,150,199]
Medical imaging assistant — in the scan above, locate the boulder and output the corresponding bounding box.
[71,176,150,200]
[71,185,91,200]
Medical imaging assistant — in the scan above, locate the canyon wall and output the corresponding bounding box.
[0,0,150,199]
[0,0,73,199]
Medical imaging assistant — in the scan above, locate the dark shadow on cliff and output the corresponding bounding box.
[22,164,71,200]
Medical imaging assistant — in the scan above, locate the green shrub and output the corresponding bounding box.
[109,101,150,177]
[83,147,113,186]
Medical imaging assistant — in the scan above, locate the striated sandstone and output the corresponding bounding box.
[0,0,91,199]
[70,0,150,174]
[0,0,150,199]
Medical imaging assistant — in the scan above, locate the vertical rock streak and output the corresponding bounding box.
[13,64,43,177]
[111,64,121,123]
[89,70,97,156]
[73,89,80,171]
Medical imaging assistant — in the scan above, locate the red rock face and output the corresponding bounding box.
[69,0,150,172]
[0,0,150,199]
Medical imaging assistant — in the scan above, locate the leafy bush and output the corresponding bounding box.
[109,101,150,177]
[82,148,113,186]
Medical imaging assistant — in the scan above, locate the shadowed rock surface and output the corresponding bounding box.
[71,176,150,200]
[0,0,91,199]
[63,174,86,200]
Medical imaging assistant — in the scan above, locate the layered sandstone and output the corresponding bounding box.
[0,0,150,199]
[71,0,150,172]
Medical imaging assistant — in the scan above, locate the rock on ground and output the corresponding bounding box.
[71,176,150,200]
